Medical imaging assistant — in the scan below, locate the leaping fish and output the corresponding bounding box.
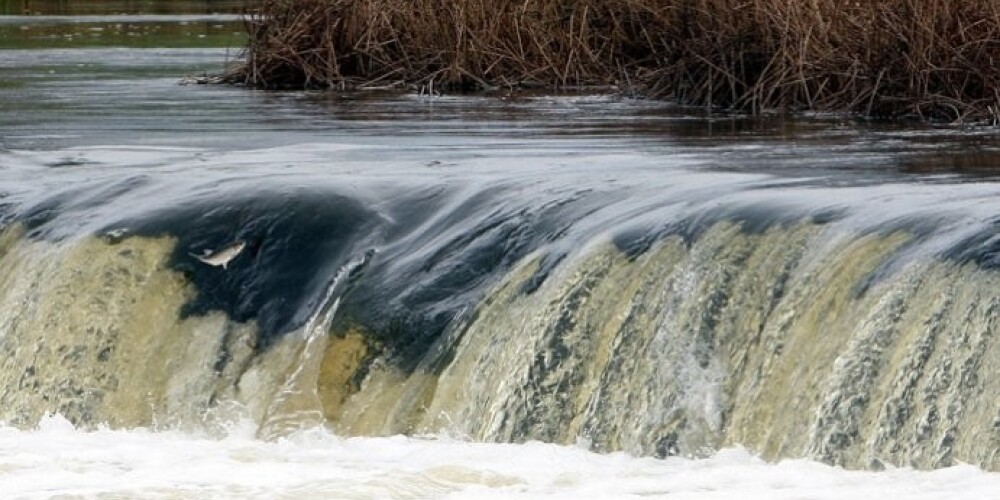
[189,240,246,269]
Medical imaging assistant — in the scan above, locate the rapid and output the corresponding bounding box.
[3,3,1000,498]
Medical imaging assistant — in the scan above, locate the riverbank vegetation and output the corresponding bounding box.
[229,0,1000,122]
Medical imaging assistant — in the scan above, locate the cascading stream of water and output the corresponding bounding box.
[0,204,996,471]
[257,252,375,440]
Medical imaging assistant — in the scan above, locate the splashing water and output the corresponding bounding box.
[0,415,995,500]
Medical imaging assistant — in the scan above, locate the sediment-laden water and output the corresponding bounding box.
[3,6,1000,498]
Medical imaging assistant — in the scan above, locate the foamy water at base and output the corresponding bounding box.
[0,416,994,500]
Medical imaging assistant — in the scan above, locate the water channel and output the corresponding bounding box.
[2,2,1000,498]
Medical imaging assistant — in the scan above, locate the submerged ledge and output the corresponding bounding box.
[222,0,1000,124]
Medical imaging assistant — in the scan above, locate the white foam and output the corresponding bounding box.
[0,415,996,499]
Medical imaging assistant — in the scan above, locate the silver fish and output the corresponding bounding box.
[189,240,246,269]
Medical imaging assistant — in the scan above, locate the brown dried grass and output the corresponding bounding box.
[229,0,1000,122]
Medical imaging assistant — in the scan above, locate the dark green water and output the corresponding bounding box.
[2,0,245,15]
[0,0,247,48]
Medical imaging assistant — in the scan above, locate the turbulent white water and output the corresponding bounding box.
[1,415,996,500]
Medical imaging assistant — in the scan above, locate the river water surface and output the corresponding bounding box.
[3,3,1000,499]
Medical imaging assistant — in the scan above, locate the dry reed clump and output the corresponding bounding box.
[230,0,1000,122]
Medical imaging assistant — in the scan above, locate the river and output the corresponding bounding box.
[2,2,1000,498]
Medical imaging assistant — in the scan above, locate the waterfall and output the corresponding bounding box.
[0,206,997,470]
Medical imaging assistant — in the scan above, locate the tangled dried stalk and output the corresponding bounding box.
[228,0,1000,122]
